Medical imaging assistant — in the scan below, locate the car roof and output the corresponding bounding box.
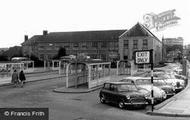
[104,81,134,85]
[125,76,162,81]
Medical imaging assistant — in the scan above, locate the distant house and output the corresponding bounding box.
[162,37,183,62]
[119,23,162,65]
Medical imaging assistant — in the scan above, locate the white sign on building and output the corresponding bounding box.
[135,50,151,64]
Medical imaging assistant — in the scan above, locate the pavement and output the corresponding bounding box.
[0,70,65,87]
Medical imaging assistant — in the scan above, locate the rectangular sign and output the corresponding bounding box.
[134,50,152,64]
[0,108,49,120]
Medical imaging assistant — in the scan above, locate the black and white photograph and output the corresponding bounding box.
[0,0,190,120]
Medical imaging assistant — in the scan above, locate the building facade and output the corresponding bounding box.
[119,23,162,65]
[22,30,126,61]
[162,37,183,62]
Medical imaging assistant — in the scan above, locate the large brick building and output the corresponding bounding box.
[22,23,163,65]
[22,30,126,61]
[119,23,162,65]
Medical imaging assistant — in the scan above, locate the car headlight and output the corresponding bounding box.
[126,95,130,99]
[145,94,151,99]
[162,92,167,99]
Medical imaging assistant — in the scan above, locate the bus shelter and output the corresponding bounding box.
[21,60,34,72]
[52,60,61,70]
[65,61,111,89]
[0,62,25,77]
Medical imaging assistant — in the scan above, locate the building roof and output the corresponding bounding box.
[119,23,161,43]
[22,35,42,46]
[22,30,126,45]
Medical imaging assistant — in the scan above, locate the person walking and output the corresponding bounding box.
[19,70,26,87]
[11,69,19,87]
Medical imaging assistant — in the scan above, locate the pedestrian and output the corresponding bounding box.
[11,69,19,87]
[19,70,26,88]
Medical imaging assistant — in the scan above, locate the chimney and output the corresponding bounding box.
[43,30,48,35]
[24,35,28,41]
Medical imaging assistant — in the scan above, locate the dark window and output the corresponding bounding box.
[104,83,110,90]
[101,42,107,48]
[133,40,138,49]
[110,84,118,92]
[143,39,148,49]
[92,42,98,48]
[124,40,129,49]
[124,56,128,60]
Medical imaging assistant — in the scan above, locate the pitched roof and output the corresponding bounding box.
[21,35,42,46]
[22,30,126,45]
[119,23,161,43]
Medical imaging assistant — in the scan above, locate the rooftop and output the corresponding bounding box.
[22,29,126,45]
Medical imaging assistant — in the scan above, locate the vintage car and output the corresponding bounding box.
[140,78,175,97]
[99,82,148,109]
[122,77,167,104]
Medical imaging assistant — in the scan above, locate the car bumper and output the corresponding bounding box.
[175,87,184,93]
[166,93,175,97]
[146,97,164,104]
[124,102,149,105]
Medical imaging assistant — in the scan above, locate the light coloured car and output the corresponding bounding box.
[141,71,185,93]
[121,77,167,104]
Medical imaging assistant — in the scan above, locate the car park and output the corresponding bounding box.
[99,82,148,109]
[141,71,185,93]
[122,77,167,104]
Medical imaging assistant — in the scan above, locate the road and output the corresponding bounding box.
[0,77,189,120]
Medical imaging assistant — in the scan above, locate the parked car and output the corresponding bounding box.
[141,72,185,93]
[152,78,175,97]
[122,77,167,104]
[99,82,148,109]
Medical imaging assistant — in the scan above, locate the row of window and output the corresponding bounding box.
[38,41,118,50]
[124,39,148,49]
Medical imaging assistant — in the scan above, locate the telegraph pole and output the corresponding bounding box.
[150,49,154,112]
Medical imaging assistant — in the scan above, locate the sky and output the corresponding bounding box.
[0,0,189,48]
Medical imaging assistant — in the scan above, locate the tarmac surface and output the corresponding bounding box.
[1,67,190,118]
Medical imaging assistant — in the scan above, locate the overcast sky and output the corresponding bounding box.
[0,0,189,48]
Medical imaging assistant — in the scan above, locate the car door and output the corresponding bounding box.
[109,84,119,103]
[101,83,111,101]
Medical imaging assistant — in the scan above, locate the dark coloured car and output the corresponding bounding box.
[99,82,148,109]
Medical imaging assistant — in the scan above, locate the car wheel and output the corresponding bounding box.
[118,101,125,109]
[100,95,106,103]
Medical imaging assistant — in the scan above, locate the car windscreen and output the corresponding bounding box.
[117,84,138,92]
[153,79,166,86]
[135,79,151,85]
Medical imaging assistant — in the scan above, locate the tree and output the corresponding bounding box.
[53,47,66,59]
[0,55,8,61]
[2,46,23,60]
[30,54,44,67]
